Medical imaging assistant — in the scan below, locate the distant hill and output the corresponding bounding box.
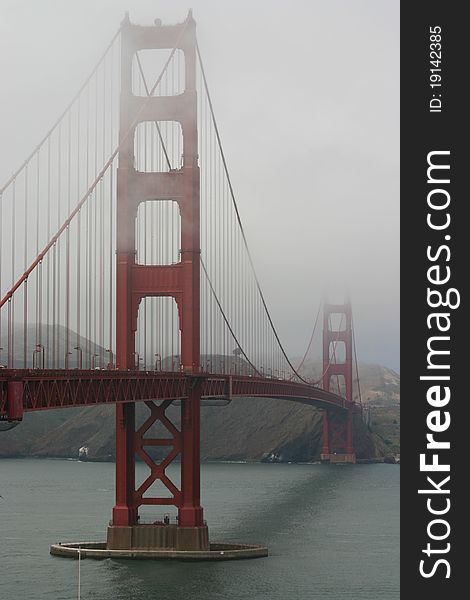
[356,364,400,454]
[1,323,399,461]
[0,323,108,369]
[0,363,399,462]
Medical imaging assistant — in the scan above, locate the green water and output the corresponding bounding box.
[0,460,399,599]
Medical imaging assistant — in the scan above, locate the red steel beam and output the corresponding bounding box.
[0,370,352,420]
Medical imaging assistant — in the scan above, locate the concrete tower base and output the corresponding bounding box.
[50,522,268,560]
[107,523,209,551]
[50,540,268,561]
[321,453,356,464]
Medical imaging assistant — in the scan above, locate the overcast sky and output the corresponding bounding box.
[0,0,399,371]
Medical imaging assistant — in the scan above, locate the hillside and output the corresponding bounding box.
[0,362,399,461]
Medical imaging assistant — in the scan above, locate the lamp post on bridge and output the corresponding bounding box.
[133,352,140,370]
[91,353,99,370]
[172,355,182,372]
[105,349,114,369]
[32,343,45,369]
[74,346,83,370]
[64,351,72,369]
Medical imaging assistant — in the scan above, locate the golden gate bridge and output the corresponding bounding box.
[0,11,358,558]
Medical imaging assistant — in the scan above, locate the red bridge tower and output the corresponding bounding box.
[108,12,208,551]
[321,302,356,463]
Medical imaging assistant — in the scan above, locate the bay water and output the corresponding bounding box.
[0,460,399,599]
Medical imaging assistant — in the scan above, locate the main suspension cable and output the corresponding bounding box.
[352,313,363,407]
[201,257,261,377]
[288,301,322,381]
[196,41,309,384]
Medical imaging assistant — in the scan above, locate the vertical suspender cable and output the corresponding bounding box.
[23,166,28,367]
[10,183,15,366]
[352,314,363,407]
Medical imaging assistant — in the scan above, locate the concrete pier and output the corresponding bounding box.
[107,523,209,551]
[50,540,268,561]
[321,453,356,464]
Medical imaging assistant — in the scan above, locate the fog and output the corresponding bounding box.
[0,0,399,371]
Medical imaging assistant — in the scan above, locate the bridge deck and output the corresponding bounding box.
[0,370,351,421]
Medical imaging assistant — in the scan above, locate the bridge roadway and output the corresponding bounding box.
[0,370,351,421]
